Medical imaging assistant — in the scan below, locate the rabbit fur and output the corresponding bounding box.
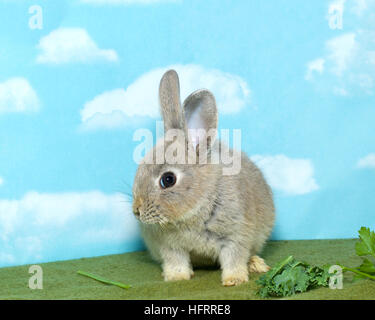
[132,70,275,286]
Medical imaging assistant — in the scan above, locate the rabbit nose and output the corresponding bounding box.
[133,197,143,218]
[133,207,140,217]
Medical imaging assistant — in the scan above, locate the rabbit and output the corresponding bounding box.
[132,69,275,286]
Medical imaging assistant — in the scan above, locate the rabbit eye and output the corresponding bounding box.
[160,172,176,189]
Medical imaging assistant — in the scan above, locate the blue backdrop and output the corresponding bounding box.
[0,0,374,267]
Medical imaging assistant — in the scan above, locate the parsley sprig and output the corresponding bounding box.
[339,227,375,281]
[256,255,331,298]
[257,226,375,298]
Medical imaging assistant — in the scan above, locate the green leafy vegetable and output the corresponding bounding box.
[340,226,375,281]
[359,258,375,274]
[257,226,375,298]
[77,270,132,289]
[355,227,375,257]
[256,256,331,298]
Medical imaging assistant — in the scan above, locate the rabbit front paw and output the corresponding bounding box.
[221,268,248,286]
[162,266,194,281]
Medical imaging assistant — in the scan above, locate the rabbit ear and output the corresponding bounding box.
[159,70,185,133]
[183,89,218,152]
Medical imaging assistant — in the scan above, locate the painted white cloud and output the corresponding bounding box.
[80,0,178,4]
[326,33,358,77]
[333,86,349,96]
[251,154,319,196]
[81,64,251,130]
[357,153,375,169]
[305,58,325,80]
[0,191,141,267]
[0,78,40,114]
[329,0,375,19]
[36,28,118,64]
[306,32,358,81]
[306,0,375,95]
[0,177,3,186]
[351,0,374,15]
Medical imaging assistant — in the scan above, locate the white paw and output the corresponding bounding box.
[248,255,270,273]
[222,274,249,287]
[163,267,194,282]
[221,267,249,287]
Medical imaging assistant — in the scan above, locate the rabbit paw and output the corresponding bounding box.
[221,268,249,287]
[222,275,248,286]
[163,267,194,281]
[248,255,270,273]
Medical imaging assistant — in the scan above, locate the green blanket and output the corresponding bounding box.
[1,239,374,300]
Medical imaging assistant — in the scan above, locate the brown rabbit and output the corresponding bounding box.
[132,70,275,286]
